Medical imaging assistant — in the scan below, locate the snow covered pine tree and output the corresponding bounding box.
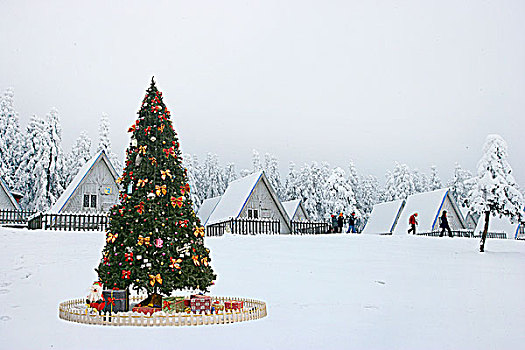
[96,78,216,302]
[470,135,524,252]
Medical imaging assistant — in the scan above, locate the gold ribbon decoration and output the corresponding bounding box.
[201,257,209,266]
[138,145,147,155]
[158,124,165,133]
[137,178,148,187]
[155,185,167,197]
[192,255,200,266]
[194,227,205,237]
[161,169,172,180]
[169,257,182,269]
[106,232,118,243]
[137,235,151,246]
[149,273,163,286]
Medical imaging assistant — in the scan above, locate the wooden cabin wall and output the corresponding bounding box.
[0,188,17,210]
[62,160,118,213]
[239,180,290,233]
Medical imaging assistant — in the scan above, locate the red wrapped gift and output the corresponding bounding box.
[132,306,161,315]
[225,300,243,310]
[190,295,211,313]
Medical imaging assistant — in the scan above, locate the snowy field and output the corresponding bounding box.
[1,227,524,350]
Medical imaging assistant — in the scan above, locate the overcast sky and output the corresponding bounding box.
[1,0,524,186]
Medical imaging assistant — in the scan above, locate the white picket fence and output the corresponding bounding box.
[58,295,267,327]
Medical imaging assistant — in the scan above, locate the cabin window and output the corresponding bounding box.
[248,209,259,219]
[83,195,90,208]
[91,195,97,208]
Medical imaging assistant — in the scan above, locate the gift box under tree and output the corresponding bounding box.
[162,296,185,313]
[102,289,129,313]
[225,300,243,310]
[132,306,161,315]
[190,295,211,313]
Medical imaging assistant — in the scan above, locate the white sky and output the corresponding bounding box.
[1,0,524,186]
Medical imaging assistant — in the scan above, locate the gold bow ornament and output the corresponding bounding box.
[149,273,163,286]
[155,185,167,197]
[194,227,205,237]
[161,169,172,180]
[106,232,118,243]
[169,257,182,269]
[137,235,151,246]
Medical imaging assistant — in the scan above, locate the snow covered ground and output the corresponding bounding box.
[1,227,524,350]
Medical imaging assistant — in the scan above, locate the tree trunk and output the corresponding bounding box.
[480,211,490,252]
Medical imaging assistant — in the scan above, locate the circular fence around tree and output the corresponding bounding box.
[59,296,267,327]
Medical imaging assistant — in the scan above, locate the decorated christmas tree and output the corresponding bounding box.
[96,78,216,297]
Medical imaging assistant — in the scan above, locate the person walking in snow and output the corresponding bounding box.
[347,212,357,233]
[408,213,418,235]
[439,210,453,237]
[331,215,338,233]
[337,213,344,233]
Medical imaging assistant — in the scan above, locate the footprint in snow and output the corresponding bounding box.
[364,305,379,310]
[375,280,386,285]
[0,282,12,287]
[21,273,32,279]
[0,289,9,294]
[0,316,11,321]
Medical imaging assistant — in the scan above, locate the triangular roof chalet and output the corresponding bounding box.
[393,188,466,235]
[50,150,119,213]
[206,171,291,229]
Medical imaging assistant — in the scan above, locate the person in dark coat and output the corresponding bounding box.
[347,212,356,233]
[408,213,418,234]
[439,210,453,237]
[337,213,344,233]
[331,215,338,233]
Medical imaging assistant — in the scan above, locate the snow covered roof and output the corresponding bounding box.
[474,215,521,239]
[206,171,290,228]
[49,151,119,213]
[362,199,405,235]
[0,175,21,211]
[197,196,222,226]
[392,188,465,235]
[282,199,301,220]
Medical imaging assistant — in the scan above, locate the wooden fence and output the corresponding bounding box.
[206,218,280,236]
[59,295,267,327]
[291,221,330,235]
[0,209,37,225]
[417,230,508,239]
[205,221,227,237]
[28,212,109,231]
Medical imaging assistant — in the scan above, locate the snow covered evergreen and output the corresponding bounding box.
[264,153,283,199]
[429,165,442,190]
[469,135,524,251]
[0,88,24,189]
[283,161,300,202]
[323,166,358,218]
[64,131,92,185]
[15,115,50,210]
[412,168,430,194]
[96,113,122,172]
[202,153,226,199]
[447,162,473,208]
[44,108,66,208]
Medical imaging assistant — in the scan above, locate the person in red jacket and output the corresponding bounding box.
[408,213,418,235]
